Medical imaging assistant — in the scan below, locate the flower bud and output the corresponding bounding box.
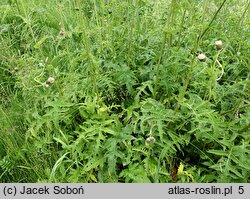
[197,53,206,62]
[43,83,49,88]
[46,77,55,84]
[59,30,65,36]
[145,136,155,146]
[215,40,223,50]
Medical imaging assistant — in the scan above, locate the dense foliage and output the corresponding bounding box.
[0,0,249,182]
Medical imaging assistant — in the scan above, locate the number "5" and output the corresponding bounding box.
[238,186,244,194]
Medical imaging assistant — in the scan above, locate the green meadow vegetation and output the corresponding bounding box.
[0,0,249,182]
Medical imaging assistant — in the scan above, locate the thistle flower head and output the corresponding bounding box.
[59,30,65,36]
[145,136,155,146]
[215,40,223,50]
[197,53,206,62]
[46,77,55,84]
[43,83,49,88]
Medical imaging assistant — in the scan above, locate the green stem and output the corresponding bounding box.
[238,0,250,28]
[198,0,227,40]
[177,9,186,49]
[154,0,177,99]
[207,51,222,101]
[178,0,227,105]
[75,2,100,100]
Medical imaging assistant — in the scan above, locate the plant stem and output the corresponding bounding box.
[198,0,227,40]
[75,1,100,100]
[238,0,250,28]
[178,0,228,105]
[153,0,177,99]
